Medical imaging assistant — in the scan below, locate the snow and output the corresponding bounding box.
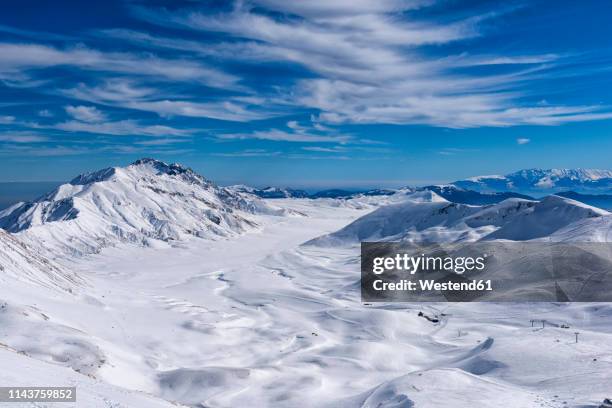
[2,164,612,407]
[310,193,610,246]
[0,197,610,407]
[0,229,81,291]
[548,214,612,242]
[483,195,607,241]
[0,346,184,408]
[0,159,286,258]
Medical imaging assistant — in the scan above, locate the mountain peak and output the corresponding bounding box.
[68,158,202,187]
[130,158,195,177]
[131,157,164,166]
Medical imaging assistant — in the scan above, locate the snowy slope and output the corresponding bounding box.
[548,213,612,242]
[0,346,186,408]
[1,197,612,407]
[348,368,542,408]
[28,201,610,407]
[454,168,612,194]
[309,193,609,245]
[482,195,607,240]
[0,158,284,257]
[0,229,80,291]
[307,191,485,245]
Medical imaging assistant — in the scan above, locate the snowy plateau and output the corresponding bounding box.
[0,159,611,407]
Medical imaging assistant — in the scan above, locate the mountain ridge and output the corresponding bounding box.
[0,158,286,258]
[453,168,612,194]
[307,192,610,246]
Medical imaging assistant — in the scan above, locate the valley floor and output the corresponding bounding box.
[1,199,612,407]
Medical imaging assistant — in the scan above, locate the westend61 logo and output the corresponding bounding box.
[361,242,612,302]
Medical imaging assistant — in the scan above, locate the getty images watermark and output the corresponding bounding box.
[361,242,612,302]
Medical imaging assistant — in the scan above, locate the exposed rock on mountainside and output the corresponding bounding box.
[0,158,284,257]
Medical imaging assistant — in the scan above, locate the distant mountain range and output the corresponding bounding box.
[228,168,612,201]
[227,185,397,199]
[452,168,612,194]
[4,161,612,260]
[228,185,310,199]
[3,168,611,212]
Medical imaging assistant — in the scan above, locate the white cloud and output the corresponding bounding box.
[48,120,191,137]
[247,0,431,18]
[130,1,612,128]
[0,96,201,138]
[0,2,609,131]
[212,149,281,157]
[0,115,15,124]
[219,129,351,143]
[437,148,478,155]
[64,79,156,103]
[286,120,304,131]
[125,100,273,122]
[0,42,239,88]
[517,137,531,145]
[301,146,347,153]
[0,131,48,143]
[134,138,190,146]
[65,105,106,123]
[0,145,88,157]
[62,80,279,122]
[286,153,351,160]
[218,121,352,143]
[38,109,53,117]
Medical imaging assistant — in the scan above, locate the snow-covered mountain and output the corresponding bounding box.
[309,188,397,199]
[227,185,398,199]
[308,192,609,246]
[547,213,612,242]
[453,168,612,194]
[0,158,284,257]
[420,184,533,205]
[0,229,80,291]
[228,185,310,198]
[1,179,611,406]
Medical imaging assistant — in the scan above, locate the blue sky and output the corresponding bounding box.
[1,0,612,188]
